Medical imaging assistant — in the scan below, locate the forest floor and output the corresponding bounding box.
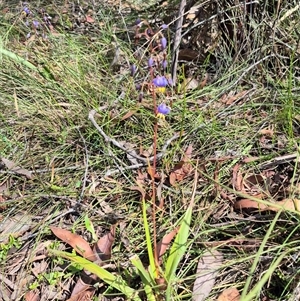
[0,1,300,300]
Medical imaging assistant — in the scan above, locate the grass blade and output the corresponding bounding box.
[50,249,141,301]
[142,198,157,282]
[165,167,198,299]
[130,254,156,301]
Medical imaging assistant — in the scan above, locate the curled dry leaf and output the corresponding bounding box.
[192,250,223,301]
[68,277,95,301]
[217,287,240,301]
[94,224,116,263]
[156,227,179,264]
[232,163,243,191]
[169,144,193,186]
[50,227,97,262]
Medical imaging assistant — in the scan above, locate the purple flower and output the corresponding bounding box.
[135,18,141,26]
[32,20,39,28]
[23,7,30,15]
[148,57,154,68]
[161,24,168,30]
[26,32,31,39]
[161,37,167,50]
[153,76,168,87]
[130,64,137,76]
[157,103,171,119]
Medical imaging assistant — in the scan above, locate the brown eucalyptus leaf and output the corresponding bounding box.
[217,287,240,301]
[24,290,40,301]
[50,227,97,261]
[234,199,268,210]
[68,277,95,300]
[192,250,223,301]
[156,227,179,264]
[94,225,116,262]
[270,199,300,211]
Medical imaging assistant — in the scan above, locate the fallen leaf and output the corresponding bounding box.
[120,110,136,121]
[192,250,223,301]
[67,279,96,301]
[232,163,243,191]
[220,90,248,105]
[234,199,268,210]
[0,213,34,244]
[24,290,40,301]
[259,128,274,137]
[68,278,95,301]
[156,227,179,264]
[1,158,33,179]
[85,15,95,23]
[94,225,116,263]
[244,174,264,185]
[217,287,240,301]
[50,227,97,262]
[270,199,300,211]
[234,198,300,212]
[147,165,155,179]
[169,145,193,186]
[199,73,208,89]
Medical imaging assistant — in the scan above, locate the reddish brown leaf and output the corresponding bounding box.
[234,199,268,210]
[147,166,155,179]
[199,73,208,89]
[242,156,260,163]
[50,227,97,261]
[232,163,243,191]
[94,225,116,262]
[85,15,95,23]
[24,290,40,301]
[217,288,240,301]
[68,278,95,301]
[156,227,179,264]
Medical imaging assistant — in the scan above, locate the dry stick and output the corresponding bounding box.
[171,0,186,85]
[88,109,181,164]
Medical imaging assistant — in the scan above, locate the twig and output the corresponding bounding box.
[171,0,186,85]
[88,109,181,164]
